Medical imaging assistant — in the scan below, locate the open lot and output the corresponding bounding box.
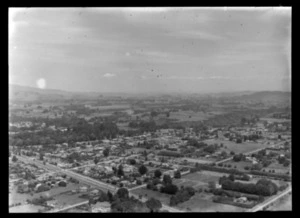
[175,192,245,212]
[260,118,291,123]
[174,171,223,189]
[267,193,292,211]
[131,187,171,205]
[204,139,270,154]
[262,162,290,175]
[168,110,223,122]
[220,160,253,172]
[9,181,88,212]
[9,204,45,213]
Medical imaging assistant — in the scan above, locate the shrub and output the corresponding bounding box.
[160,184,178,195]
[174,170,181,179]
[154,169,162,178]
[58,181,67,187]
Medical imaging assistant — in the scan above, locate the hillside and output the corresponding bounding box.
[230,91,291,106]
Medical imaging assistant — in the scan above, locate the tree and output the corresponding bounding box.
[146,197,162,212]
[128,159,136,165]
[236,138,242,144]
[228,174,235,182]
[163,175,172,185]
[107,191,114,202]
[39,153,44,161]
[174,170,181,179]
[138,165,148,175]
[154,169,162,178]
[117,164,124,177]
[94,157,100,165]
[160,184,178,195]
[116,188,129,199]
[12,156,18,162]
[103,148,110,157]
[58,181,67,187]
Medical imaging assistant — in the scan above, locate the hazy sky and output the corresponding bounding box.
[9,7,291,93]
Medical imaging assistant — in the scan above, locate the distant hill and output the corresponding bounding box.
[229,91,291,105]
[9,84,291,106]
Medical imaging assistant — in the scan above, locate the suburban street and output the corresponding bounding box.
[16,155,185,212]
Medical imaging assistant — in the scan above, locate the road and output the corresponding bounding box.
[15,155,185,212]
[48,200,89,213]
[248,186,292,212]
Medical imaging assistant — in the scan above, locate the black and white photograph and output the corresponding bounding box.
[9,7,291,213]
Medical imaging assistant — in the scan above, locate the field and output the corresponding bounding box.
[260,118,291,123]
[220,160,253,172]
[9,181,89,212]
[262,162,290,175]
[131,187,171,205]
[9,204,45,213]
[50,192,88,210]
[175,192,245,212]
[204,139,271,154]
[173,171,223,189]
[168,110,223,122]
[267,193,292,211]
[180,158,213,164]
[85,104,131,110]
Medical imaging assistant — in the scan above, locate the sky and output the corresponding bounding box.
[9,7,291,93]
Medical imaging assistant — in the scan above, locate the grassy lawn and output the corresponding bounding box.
[175,192,245,212]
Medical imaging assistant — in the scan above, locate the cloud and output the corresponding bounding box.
[172,30,223,41]
[103,73,116,78]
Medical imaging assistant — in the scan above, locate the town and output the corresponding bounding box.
[9,7,291,213]
[9,87,291,213]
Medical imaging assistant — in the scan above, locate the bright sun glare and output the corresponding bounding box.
[36,78,46,89]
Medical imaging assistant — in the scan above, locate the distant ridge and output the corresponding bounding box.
[9,84,291,104]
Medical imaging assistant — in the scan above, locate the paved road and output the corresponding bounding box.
[48,200,89,213]
[248,186,292,212]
